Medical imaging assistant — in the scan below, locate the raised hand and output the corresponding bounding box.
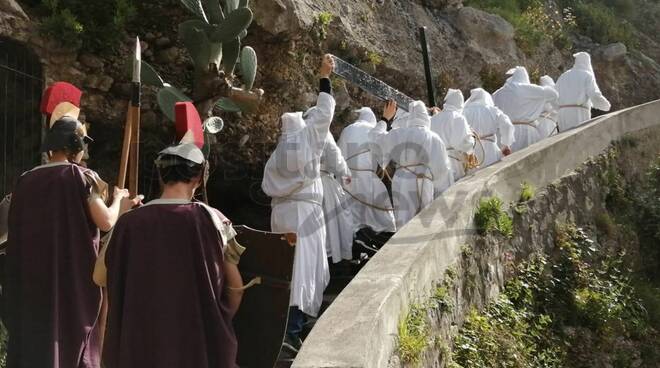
[320,54,335,78]
[383,99,397,122]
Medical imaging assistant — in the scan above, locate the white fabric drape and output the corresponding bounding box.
[337,108,396,233]
[464,88,515,168]
[430,89,475,181]
[320,133,354,264]
[369,101,453,229]
[493,66,558,152]
[556,52,611,131]
[261,92,335,317]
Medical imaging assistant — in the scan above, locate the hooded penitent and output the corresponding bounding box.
[319,132,354,263]
[430,89,475,181]
[100,102,243,368]
[369,100,453,228]
[463,88,515,168]
[337,108,396,234]
[5,83,103,368]
[261,88,335,317]
[537,75,560,139]
[556,51,611,131]
[493,66,559,152]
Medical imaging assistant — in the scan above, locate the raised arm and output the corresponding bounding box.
[495,107,515,156]
[368,100,398,168]
[307,55,337,147]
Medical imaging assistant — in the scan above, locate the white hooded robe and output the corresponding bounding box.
[337,108,396,234]
[556,52,611,132]
[320,132,354,264]
[493,66,558,152]
[430,89,475,181]
[370,101,453,229]
[537,75,560,139]
[463,88,515,168]
[261,92,335,317]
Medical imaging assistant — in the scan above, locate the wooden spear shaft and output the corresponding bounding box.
[128,84,141,197]
[117,106,132,189]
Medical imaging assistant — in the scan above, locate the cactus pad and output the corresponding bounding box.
[179,0,208,22]
[209,7,253,43]
[221,38,240,75]
[240,46,257,90]
[157,86,193,122]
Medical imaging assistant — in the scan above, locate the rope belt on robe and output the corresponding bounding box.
[339,148,397,212]
[338,151,396,212]
[512,120,540,129]
[271,179,322,207]
[540,112,560,136]
[470,130,493,169]
[446,147,461,162]
[346,149,386,179]
[559,104,589,110]
[397,163,434,213]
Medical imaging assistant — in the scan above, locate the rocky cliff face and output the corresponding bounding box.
[1,0,659,224]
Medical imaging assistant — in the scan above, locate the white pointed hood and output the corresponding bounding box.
[540,75,556,88]
[465,88,495,107]
[406,100,431,129]
[443,89,464,111]
[506,66,531,84]
[355,107,377,124]
[572,52,594,75]
[281,112,306,134]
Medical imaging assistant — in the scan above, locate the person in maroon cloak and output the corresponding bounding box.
[5,116,137,368]
[93,141,245,368]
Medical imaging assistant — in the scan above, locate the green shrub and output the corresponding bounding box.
[519,182,535,202]
[568,1,638,48]
[397,303,430,366]
[478,66,505,93]
[465,0,573,53]
[315,11,334,40]
[451,224,657,367]
[433,286,454,313]
[37,0,136,52]
[474,196,513,238]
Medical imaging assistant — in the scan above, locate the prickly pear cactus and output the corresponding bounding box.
[145,0,261,124]
[240,46,257,90]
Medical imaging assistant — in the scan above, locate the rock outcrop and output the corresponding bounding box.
[1,0,659,224]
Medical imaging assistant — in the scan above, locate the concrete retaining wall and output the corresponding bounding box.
[293,99,660,368]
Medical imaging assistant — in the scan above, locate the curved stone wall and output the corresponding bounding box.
[293,99,660,368]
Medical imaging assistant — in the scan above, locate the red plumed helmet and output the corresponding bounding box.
[174,102,204,149]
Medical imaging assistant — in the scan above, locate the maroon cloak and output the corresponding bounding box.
[103,200,238,368]
[5,162,102,368]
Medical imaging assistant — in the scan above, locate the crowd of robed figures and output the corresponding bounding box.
[0,50,610,368]
[263,51,611,355]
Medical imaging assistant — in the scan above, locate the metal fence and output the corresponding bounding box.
[0,37,43,196]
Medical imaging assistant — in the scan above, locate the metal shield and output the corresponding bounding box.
[233,225,296,368]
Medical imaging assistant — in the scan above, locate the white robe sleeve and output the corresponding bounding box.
[306,92,337,152]
[431,136,454,196]
[586,74,611,112]
[368,120,391,168]
[454,115,476,154]
[540,85,559,103]
[323,135,351,178]
[496,108,515,147]
[337,128,349,157]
